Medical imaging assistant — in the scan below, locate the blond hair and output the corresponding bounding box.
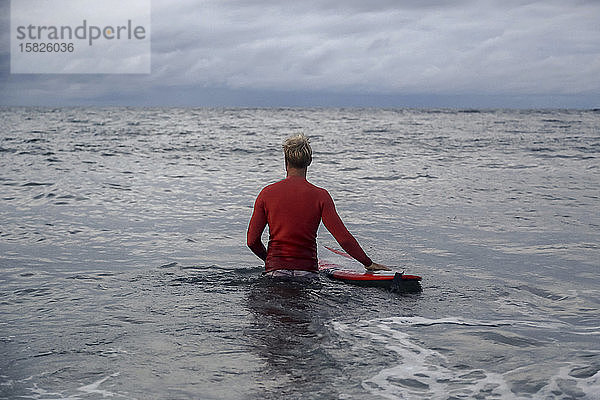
[283,133,312,169]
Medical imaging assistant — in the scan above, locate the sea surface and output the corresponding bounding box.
[0,107,599,399]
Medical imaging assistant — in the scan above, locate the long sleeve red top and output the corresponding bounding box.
[247,176,372,272]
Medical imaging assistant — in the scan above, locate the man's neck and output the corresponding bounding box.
[286,167,307,178]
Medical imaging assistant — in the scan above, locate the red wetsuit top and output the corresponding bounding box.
[247,176,372,272]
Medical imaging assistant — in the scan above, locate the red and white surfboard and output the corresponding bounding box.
[318,246,422,292]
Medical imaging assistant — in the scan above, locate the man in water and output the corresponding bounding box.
[247,134,390,277]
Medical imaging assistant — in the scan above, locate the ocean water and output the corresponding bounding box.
[0,107,599,399]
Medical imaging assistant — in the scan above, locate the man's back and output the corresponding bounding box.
[248,176,372,272]
[255,176,325,271]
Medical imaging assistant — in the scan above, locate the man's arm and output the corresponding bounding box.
[321,191,390,270]
[247,195,268,261]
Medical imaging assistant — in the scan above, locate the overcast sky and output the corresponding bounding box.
[1,0,599,108]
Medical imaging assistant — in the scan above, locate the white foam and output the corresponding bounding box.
[332,316,600,399]
[379,315,599,336]
[535,366,600,399]
[77,372,122,397]
[24,383,81,400]
[377,315,510,327]
[20,372,129,400]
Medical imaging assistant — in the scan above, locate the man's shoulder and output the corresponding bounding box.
[306,180,329,195]
[257,179,286,197]
[302,180,333,203]
[259,178,330,197]
[262,178,285,190]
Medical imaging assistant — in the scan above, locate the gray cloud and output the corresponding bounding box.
[1,0,599,106]
[150,0,600,94]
